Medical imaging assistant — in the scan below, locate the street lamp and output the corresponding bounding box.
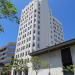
[47,46,50,75]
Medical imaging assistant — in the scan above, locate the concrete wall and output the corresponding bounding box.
[31,50,63,75]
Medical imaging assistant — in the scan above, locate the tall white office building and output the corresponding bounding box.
[12,0,64,75]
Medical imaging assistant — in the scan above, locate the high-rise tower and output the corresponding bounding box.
[12,0,64,75]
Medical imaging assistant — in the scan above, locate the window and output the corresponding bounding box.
[27,32,29,36]
[33,36,35,40]
[37,44,40,48]
[34,14,36,17]
[27,38,28,42]
[38,31,40,35]
[29,37,31,41]
[25,51,27,56]
[38,11,40,14]
[38,3,40,6]
[33,30,35,33]
[34,24,36,27]
[22,41,23,44]
[24,40,25,43]
[21,47,23,50]
[29,43,30,47]
[25,34,26,37]
[34,9,36,12]
[33,42,35,47]
[18,54,19,58]
[38,25,40,29]
[28,27,30,30]
[25,29,27,32]
[38,37,40,41]
[26,24,27,27]
[22,52,24,57]
[30,31,31,34]
[28,51,30,54]
[30,25,32,29]
[38,7,40,10]
[31,16,32,19]
[13,70,17,75]
[61,47,74,75]
[23,46,25,50]
[24,68,28,75]
[51,36,52,38]
[19,48,20,51]
[34,19,36,22]
[23,35,24,38]
[19,71,22,75]
[51,41,53,44]
[38,20,40,24]
[31,20,32,23]
[38,15,40,18]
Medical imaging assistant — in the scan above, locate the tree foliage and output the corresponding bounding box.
[1,56,48,75]
[63,65,74,72]
[1,58,29,75]
[13,59,28,72]
[0,0,19,32]
[0,0,19,22]
[31,56,48,75]
[1,58,14,75]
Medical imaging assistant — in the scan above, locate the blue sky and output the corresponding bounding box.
[0,0,75,46]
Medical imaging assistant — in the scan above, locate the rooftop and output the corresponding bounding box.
[0,42,16,50]
[30,38,75,56]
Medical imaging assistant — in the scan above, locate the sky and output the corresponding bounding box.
[0,0,75,46]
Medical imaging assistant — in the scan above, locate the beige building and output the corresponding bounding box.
[0,42,16,65]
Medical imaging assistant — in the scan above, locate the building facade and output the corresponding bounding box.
[0,42,16,65]
[13,0,64,75]
[15,0,64,59]
[30,38,75,75]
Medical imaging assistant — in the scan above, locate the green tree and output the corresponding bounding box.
[1,58,15,75]
[1,58,29,75]
[31,56,48,75]
[0,0,19,32]
[63,65,74,73]
[13,59,29,73]
[1,57,48,75]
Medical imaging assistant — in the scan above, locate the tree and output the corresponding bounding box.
[1,58,14,75]
[1,58,29,75]
[0,0,19,32]
[1,57,48,75]
[13,59,29,74]
[31,56,48,75]
[63,65,74,73]
[0,0,19,23]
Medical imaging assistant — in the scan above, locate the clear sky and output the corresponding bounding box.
[0,0,75,46]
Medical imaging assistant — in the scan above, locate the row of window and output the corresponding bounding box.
[19,24,40,36]
[18,30,40,42]
[54,29,63,37]
[16,51,30,59]
[21,8,40,25]
[16,41,40,53]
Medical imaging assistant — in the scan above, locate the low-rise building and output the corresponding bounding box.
[30,38,75,75]
[0,42,16,65]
